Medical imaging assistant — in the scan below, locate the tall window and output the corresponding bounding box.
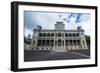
[65,40,68,46]
[73,40,76,45]
[42,40,45,46]
[43,33,46,37]
[76,33,79,37]
[37,39,41,46]
[69,33,72,37]
[51,40,54,46]
[70,40,72,46]
[58,39,61,46]
[65,33,68,37]
[73,33,75,37]
[58,33,61,37]
[47,33,50,37]
[46,40,50,46]
[51,33,54,37]
[39,33,42,37]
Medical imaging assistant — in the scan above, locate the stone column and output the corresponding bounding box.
[83,37,88,49]
[53,32,55,51]
[64,33,66,51]
[80,33,85,50]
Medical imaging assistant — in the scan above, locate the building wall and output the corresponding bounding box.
[55,22,65,30]
[29,22,88,52]
[30,30,88,52]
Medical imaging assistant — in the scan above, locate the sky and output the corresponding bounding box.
[24,11,91,37]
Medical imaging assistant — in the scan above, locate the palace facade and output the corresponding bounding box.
[30,22,88,52]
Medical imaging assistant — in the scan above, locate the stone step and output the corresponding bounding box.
[54,47,66,52]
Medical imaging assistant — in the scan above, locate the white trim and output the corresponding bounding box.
[18,5,95,69]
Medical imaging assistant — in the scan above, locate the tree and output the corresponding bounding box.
[24,35,27,44]
[85,35,90,49]
[27,34,31,44]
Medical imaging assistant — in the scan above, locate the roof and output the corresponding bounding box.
[33,29,84,32]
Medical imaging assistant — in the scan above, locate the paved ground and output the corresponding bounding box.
[24,50,90,62]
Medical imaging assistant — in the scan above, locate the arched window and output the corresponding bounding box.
[65,40,68,46]
[73,33,75,37]
[51,40,54,46]
[69,33,72,37]
[47,33,50,37]
[42,40,45,46]
[77,40,80,45]
[58,39,61,46]
[76,33,79,37]
[70,40,72,46]
[37,39,41,46]
[65,33,68,37]
[51,33,54,37]
[46,40,50,46]
[43,33,46,37]
[58,33,61,37]
[73,40,76,45]
[39,33,42,37]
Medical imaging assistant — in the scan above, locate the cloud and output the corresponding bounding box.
[59,13,91,35]
[24,11,91,36]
